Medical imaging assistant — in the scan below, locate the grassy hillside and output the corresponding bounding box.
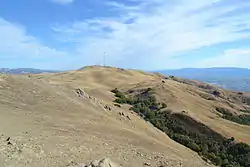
[111,87,250,167]
[35,66,250,143]
[1,66,250,167]
[0,70,213,167]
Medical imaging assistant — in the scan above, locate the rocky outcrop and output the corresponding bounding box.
[119,112,131,120]
[73,158,119,167]
[76,88,90,99]
[75,88,113,111]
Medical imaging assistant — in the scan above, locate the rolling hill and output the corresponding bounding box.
[1,66,250,167]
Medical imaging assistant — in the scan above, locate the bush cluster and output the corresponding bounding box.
[216,107,250,126]
[111,88,250,167]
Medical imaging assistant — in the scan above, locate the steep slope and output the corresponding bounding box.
[0,72,213,167]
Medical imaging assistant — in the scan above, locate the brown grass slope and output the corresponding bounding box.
[35,66,250,144]
[0,71,212,167]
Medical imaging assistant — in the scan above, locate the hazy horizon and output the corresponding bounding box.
[1,66,250,72]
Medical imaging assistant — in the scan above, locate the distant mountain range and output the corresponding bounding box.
[0,68,59,74]
[157,67,250,92]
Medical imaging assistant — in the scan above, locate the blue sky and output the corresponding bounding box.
[0,0,250,70]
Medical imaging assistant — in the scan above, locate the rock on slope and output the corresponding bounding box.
[0,72,213,167]
[72,158,118,167]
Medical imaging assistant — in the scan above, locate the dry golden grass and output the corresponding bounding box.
[1,65,250,166]
[0,69,214,167]
[35,66,250,144]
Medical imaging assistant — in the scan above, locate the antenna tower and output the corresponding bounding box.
[103,52,106,66]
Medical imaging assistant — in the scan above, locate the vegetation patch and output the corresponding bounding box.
[242,96,250,105]
[240,109,250,113]
[215,107,250,126]
[199,92,216,101]
[114,103,121,108]
[111,88,250,167]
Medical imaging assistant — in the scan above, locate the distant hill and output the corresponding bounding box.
[157,67,250,92]
[0,68,59,74]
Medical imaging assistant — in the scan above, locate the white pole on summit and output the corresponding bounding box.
[103,52,106,66]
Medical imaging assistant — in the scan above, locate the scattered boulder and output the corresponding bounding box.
[76,88,113,112]
[6,137,10,142]
[119,112,131,121]
[157,160,169,167]
[114,103,121,108]
[144,162,151,166]
[169,76,175,79]
[126,115,131,120]
[117,68,125,71]
[181,110,187,114]
[104,105,112,111]
[164,77,169,80]
[119,112,125,116]
[73,158,119,167]
[76,88,89,99]
[6,137,12,145]
[238,92,243,95]
[212,90,220,96]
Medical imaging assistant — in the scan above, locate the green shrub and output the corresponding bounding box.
[207,153,217,162]
[163,109,173,114]
[111,88,119,94]
[145,111,155,120]
[216,107,231,115]
[201,143,208,153]
[114,98,126,104]
[161,103,167,109]
[111,88,250,167]
[216,106,250,126]
[223,165,234,167]
[214,156,222,166]
[222,159,229,166]
[114,103,121,108]
[114,91,125,98]
[240,109,250,113]
[187,142,201,152]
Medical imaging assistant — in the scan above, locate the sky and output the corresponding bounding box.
[0,0,250,70]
